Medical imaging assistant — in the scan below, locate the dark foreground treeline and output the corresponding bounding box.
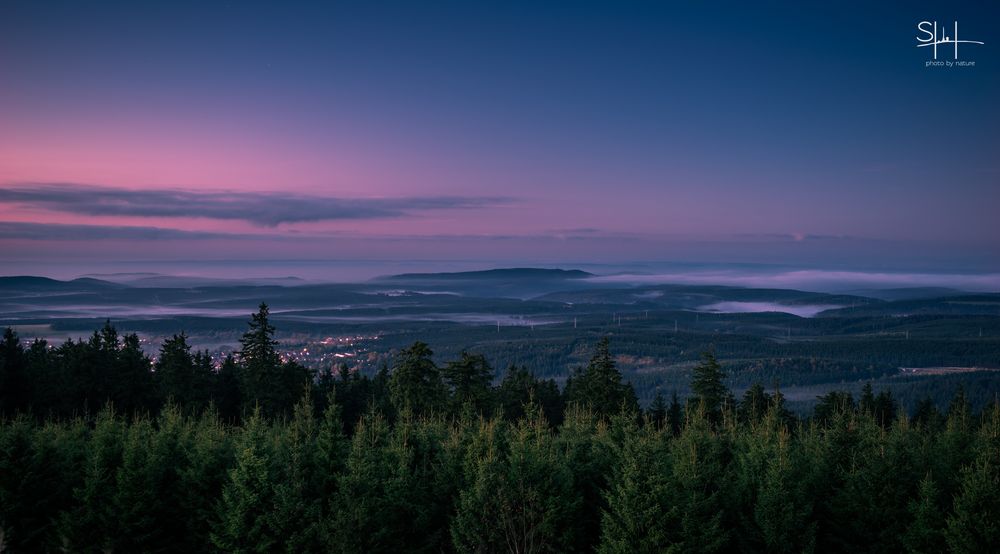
[2,379,998,552]
[1,306,999,553]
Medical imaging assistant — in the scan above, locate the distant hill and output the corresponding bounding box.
[0,276,63,288]
[844,287,968,301]
[0,276,124,290]
[127,275,306,288]
[534,283,879,312]
[820,294,1000,317]
[81,272,306,288]
[377,268,594,281]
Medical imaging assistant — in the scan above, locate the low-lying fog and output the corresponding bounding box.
[697,301,840,318]
[586,268,1000,293]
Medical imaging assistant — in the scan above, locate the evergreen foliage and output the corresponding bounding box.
[690,351,729,423]
[211,406,275,553]
[1,319,997,553]
[564,337,639,418]
[388,341,446,417]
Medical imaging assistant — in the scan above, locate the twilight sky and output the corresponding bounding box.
[1,1,998,273]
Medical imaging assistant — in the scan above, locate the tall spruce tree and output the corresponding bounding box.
[178,406,233,552]
[315,391,349,525]
[497,365,565,426]
[190,349,216,410]
[269,390,323,552]
[738,407,816,553]
[664,407,732,552]
[0,328,27,414]
[57,405,124,551]
[329,410,397,553]
[649,392,668,429]
[559,404,617,552]
[564,337,638,418]
[667,391,683,436]
[945,403,1000,551]
[113,333,155,415]
[214,354,243,422]
[109,416,165,552]
[599,421,672,553]
[452,406,579,553]
[238,303,309,417]
[738,382,770,424]
[156,333,195,407]
[690,351,728,424]
[443,351,495,415]
[902,474,947,553]
[388,342,446,417]
[211,406,275,553]
[0,417,43,551]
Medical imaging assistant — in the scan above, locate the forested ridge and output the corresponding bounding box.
[1,305,999,552]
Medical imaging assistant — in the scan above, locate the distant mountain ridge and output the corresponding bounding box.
[843,287,967,301]
[0,276,124,290]
[377,268,594,281]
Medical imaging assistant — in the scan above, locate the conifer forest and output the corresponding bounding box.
[2,305,998,553]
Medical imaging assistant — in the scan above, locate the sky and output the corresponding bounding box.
[1,0,998,276]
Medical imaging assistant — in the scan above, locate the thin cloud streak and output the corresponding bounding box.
[0,221,275,241]
[0,183,513,226]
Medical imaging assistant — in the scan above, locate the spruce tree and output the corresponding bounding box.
[945,403,1000,552]
[329,410,398,553]
[57,405,124,551]
[451,419,509,553]
[0,328,27,414]
[859,382,876,414]
[315,391,349,525]
[933,388,976,505]
[190,349,216,411]
[497,365,564,426]
[649,392,668,429]
[443,351,495,415]
[599,418,672,553]
[690,351,727,424]
[269,390,322,552]
[388,342,446,417]
[564,337,638,418]
[812,391,855,424]
[667,391,683,437]
[902,474,946,553]
[109,417,164,552]
[873,389,898,429]
[239,303,294,417]
[746,409,816,553]
[452,406,579,553]
[559,404,616,552]
[372,361,394,419]
[0,417,37,551]
[214,354,243,422]
[945,458,1000,552]
[211,406,275,553]
[910,396,941,430]
[665,407,732,552]
[385,414,457,552]
[738,382,770,424]
[179,406,233,551]
[24,339,55,415]
[156,333,195,407]
[113,333,155,415]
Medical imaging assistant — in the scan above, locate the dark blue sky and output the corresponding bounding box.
[1,1,997,271]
